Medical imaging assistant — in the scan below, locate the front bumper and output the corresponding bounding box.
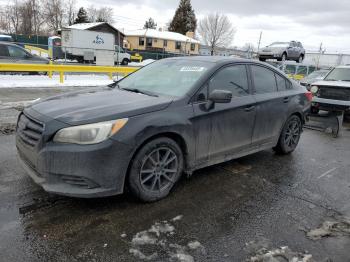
[258,53,281,59]
[16,134,134,198]
[312,97,350,111]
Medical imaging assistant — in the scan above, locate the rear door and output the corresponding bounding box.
[249,64,289,146]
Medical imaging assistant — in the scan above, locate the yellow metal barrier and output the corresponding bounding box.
[131,53,143,62]
[0,63,139,84]
[24,45,49,57]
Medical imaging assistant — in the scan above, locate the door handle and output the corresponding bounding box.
[283,97,290,103]
[244,105,255,112]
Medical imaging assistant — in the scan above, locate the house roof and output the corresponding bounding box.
[64,22,124,36]
[125,29,200,44]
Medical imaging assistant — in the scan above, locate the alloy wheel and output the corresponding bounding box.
[139,147,178,192]
[284,119,300,149]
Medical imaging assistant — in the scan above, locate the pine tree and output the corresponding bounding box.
[74,7,89,24]
[143,18,157,29]
[169,0,197,35]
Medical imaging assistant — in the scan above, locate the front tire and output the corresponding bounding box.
[128,137,184,202]
[121,59,129,66]
[259,57,266,62]
[274,115,302,155]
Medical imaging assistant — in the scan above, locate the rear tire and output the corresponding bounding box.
[273,115,302,155]
[128,137,183,202]
[281,53,287,62]
[297,55,304,63]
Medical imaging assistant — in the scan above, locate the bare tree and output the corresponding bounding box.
[87,5,114,23]
[44,0,65,33]
[197,13,236,55]
[65,0,77,26]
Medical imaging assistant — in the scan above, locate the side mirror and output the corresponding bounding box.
[209,89,232,103]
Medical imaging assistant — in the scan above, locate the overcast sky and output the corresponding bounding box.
[2,0,349,53]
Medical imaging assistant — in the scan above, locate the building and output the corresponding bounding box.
[62,22,125,47]
[124,29,200,55]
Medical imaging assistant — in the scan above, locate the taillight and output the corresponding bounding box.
[305,91,313,102]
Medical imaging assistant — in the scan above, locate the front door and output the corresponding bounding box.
[192,64,256,164]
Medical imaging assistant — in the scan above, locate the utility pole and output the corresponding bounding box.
[316,42,323,69]
[257,31,262,54]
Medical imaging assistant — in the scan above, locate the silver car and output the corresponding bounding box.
[259,41,305,63]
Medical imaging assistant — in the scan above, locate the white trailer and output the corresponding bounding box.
[61,28,115,65]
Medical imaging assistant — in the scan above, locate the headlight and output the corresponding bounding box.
[310,86,318,94]
[53,118,128,144]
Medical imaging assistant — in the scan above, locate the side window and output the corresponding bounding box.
[0,45,9,56]
[209,65,249,97]
[8,46,27,58]
[251,65,277,94]
[275,73,287,91]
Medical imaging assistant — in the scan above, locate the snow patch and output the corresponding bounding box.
[129,59,155,67]
[170,253,194,262]
[248,246,314,262]
[129,248,158,261]
[171,215,184,222]
[128,217,204,261]
[132,231,157,245]
[307,217,350,240]
[0,74,113,88]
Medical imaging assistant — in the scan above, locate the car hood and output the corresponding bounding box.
[28,87,173,125]
[312,80,350,88]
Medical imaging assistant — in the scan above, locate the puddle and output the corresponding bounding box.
[307,217,350,240]
[128,215,205,261]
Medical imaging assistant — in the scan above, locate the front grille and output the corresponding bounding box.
[17,113,44,147]
[319,86,350,101]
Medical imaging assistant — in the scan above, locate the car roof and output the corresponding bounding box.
[166,55,255,64]
[0,41,22,47]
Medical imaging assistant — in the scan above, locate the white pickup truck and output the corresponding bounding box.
[114,45,131,65]
[61,28,130,65]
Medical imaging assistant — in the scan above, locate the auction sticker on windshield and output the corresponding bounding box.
[180,66,206,72]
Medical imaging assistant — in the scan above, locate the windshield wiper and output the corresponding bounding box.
[122,87,158,97]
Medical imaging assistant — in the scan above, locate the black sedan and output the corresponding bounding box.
[16,57,311,201]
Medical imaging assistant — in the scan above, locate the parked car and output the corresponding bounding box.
[0,34,14,42]
[0,42,49,64]
[16,57,311,201]
[310,65,350,114]
[272,61,316,81]
[259,41,305,63]
[114,45,131,65]
[0,42,49,75]
[300,69,331,89]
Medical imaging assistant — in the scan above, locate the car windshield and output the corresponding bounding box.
[324,68,350,81]
[304,70,329,80]
[117,59,210,97]
[268,42,289,48]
